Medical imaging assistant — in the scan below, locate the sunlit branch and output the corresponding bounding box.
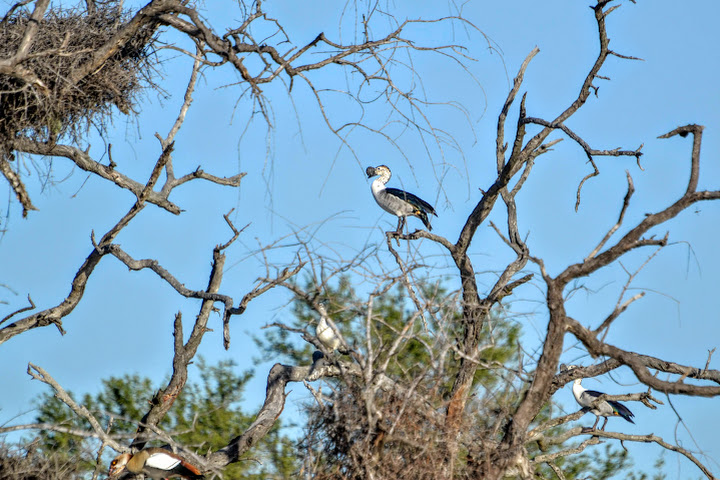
[206,360,341,470]
[0,422,131,439]
[574,429,716,480]
[566,316,720,394]
[0,151,37,217]
[12,138,183,214]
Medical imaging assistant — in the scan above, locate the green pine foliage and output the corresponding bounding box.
[257,275,656,479]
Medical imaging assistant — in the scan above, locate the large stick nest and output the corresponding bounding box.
[0,3,159,145]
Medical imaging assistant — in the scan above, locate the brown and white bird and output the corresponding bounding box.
[108,447,204,479]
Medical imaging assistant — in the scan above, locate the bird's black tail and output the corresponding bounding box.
[609,400,635,424]
[418,211,432,231]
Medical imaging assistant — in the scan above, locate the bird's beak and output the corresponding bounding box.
[108,457,126,477]
[366,166,375,178]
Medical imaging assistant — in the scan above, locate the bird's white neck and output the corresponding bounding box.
[371,177,387,196]
[572,378,585,400]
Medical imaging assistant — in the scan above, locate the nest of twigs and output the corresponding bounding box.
[305,385,449,480]
[0,2,159,146]
[0,441,85,480]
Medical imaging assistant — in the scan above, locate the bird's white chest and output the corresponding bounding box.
[573,383,613,416]
[371,180,390,208]
[316,317,340,350]
[572,383,586,405]
[315,318,340,350]
[371,179,410,216]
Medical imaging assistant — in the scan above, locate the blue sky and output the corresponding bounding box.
[1,0,718,477]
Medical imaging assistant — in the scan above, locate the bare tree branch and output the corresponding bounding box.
[27,363,124,452]
[0,294,34,326]
[11,137,245,215]
[0,151,37,217]
[206,360,341,470]
[567,317,720,395]
[0,141,172,345]
[574,429,716,480]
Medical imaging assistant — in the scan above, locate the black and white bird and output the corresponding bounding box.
[572,377,635,431]
[366,165,437,234]
[315,302,349,354]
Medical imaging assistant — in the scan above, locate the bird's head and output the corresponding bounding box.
[366,165,391,179]
[312,350,325,363]
[559,363,580,374]
[316,300,328,316]
[108,453,131,477]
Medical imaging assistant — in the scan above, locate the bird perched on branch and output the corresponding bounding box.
[108,447,204,479]
[366,165,437,234]
[315,302,349,355]
[571,376,635,431]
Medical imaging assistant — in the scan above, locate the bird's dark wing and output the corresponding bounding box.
[583,389,604,399]
[608,399,635,423]
[584,390,635,423]
[385,188,437,216]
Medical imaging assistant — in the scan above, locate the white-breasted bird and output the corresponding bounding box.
[108,447,204,479]
[366,165,437,234]
[315,302,349,354]
[572,377,635,431]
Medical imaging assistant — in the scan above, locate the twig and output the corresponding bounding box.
[0,294,35,326]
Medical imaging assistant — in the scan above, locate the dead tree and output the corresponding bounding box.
[0,0,490,478]
[1,1,718,479]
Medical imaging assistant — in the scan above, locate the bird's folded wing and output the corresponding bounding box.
[583,389,604,398]
[385,188,436,215]
[146,453,181,470]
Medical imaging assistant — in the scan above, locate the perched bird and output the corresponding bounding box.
[315,302,349,354]
[572,377,635,431]
[308,349,328,381]
[366,165,437,234]
[108,447,204,479]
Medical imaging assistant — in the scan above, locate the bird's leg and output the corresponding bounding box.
[395,216,405,235]
[580,416,600,434]
[600,417,609,431]
[390,217,405,245]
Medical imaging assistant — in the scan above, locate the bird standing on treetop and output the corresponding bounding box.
[571,376,635,431]
[315,302,349,354]
[366,165,437,234]
[108,447,204,479]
